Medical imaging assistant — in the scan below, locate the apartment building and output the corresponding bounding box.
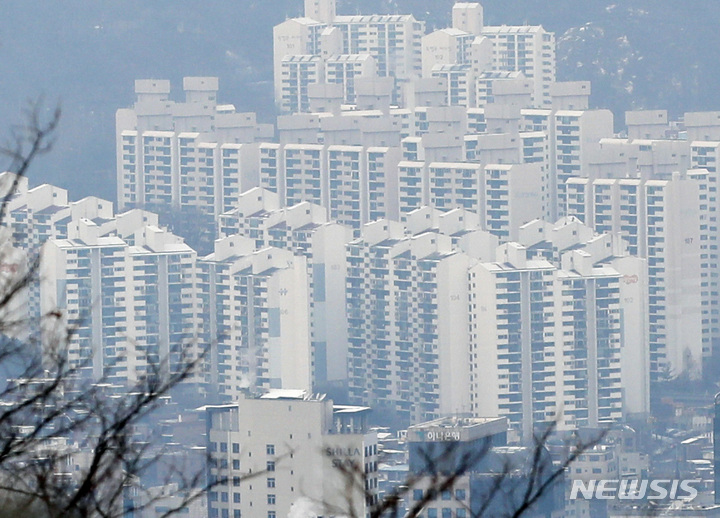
[399,161,545,242]
[325,54,378,105]
[346,220,473,425]
[41,223,202,386]
[422,28,476,78]
[565,173,704,380]
[470,242,628,439]
[198,236,312,398]
[405,416,562,517]
[553,109,614,220]
[280,55,324,113]
[2,174,162,329]
[218,189,353,388]
[480,25,556,108]
[517,218,650,418]
[116,77,266,216]
[273,0,424,110]
[691,142,720,359]
[258,143,401,230]
[206,390,378,518]
[273,17,326,109]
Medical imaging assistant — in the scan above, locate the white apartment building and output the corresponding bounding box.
[258,143,402,230]
[404,205,499,261]
[428,162,484,214]
[691,142,720,358]
[469,244,558,439]
[283,143,326,208]
[330,14,425,105]
[0,228,30,343]
[480,25,556,108]
[517,218,650,418]
[2,179,154,327]
[273,0,424,110]
[565,173,704,380]
[198,236,312,398]
[218,190,353,388]
[328,145,366,228]
[273,17,326,109]
[483,163,544,242]
[556,251,624,430]
[432,64,475,107]
[418,4,554,110]
[280,55,324,113]
[41,223,202,386]
[398,161,427,215]
[521,130,552,220]
[452,2,484,36]
[521,107,552,133]
[116,77,266,216]
[553,109,614,220]
[5,182,71,251]
[464,131,521,165]
[367,146,402,222]
[475,71,528,108]
[470,242,628,439]
[626,109,670,140]
[684,111,720,142]
[398,161,545,241]
[304,0,336,24]
[595,137,690,180]
[206,391,378,518]
[325,54,378,105]
[412,108,468,141]
[466,107,486,133]
[422,28,475,78]
[346,220,473,424]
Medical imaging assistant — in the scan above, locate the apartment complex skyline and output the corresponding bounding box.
[4,0,720,440]
[6,2,720,517]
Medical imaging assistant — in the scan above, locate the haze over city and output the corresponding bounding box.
[1,1,720,517]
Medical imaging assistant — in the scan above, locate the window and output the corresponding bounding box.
[413,489,423,501]
[428,509,437,518]
[232,443,240,454]
[455,489,466,500]
[268,512,276,518]
[441,490,451,501]
[234,511,241,518]
[266,444,275,455]
[233,459,240,470]
[442,509,452,518]
[233,493,241,503]
[267,494,276,505]
[457,510,467,518]
[267,461,275,472]
[267,478,276,488]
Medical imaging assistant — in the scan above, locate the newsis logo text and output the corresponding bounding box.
[570,479,700,501]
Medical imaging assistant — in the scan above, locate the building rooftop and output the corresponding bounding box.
[259,389,327,401]
[408,416,508,443]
